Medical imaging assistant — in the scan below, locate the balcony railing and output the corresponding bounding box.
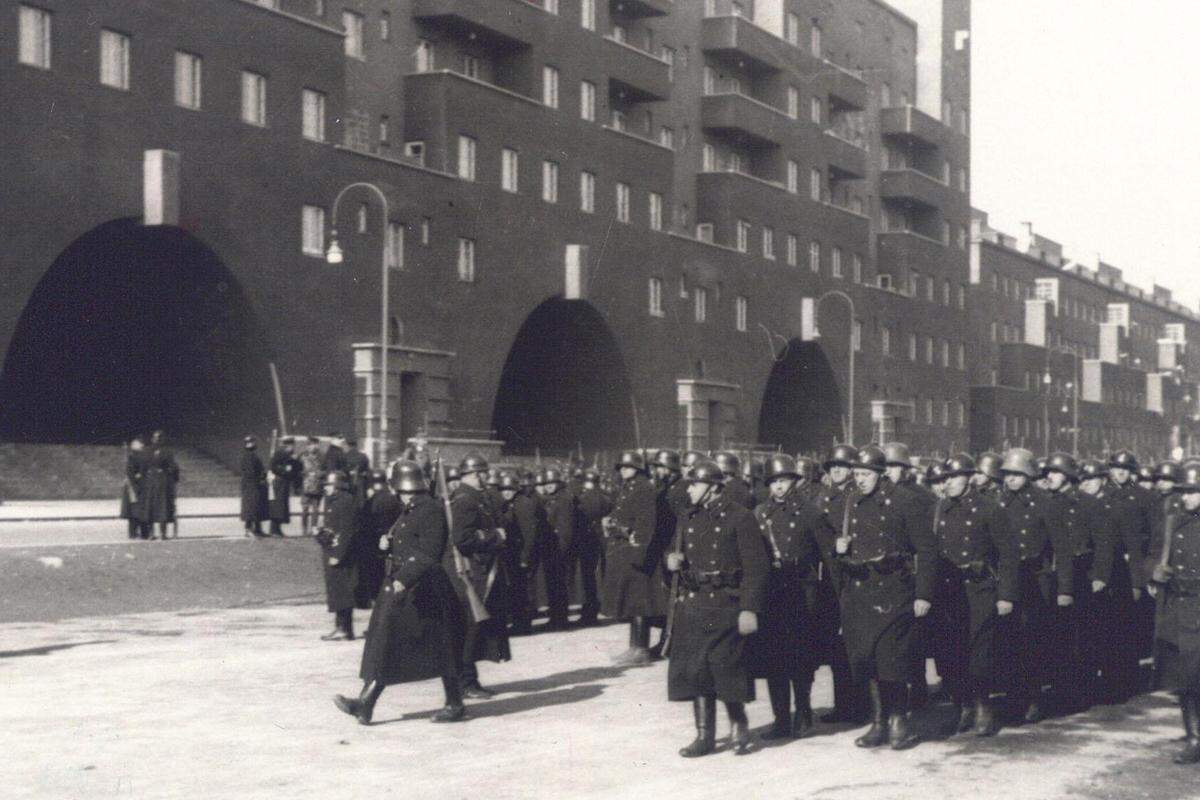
[701,92,790,148]
[700,14,786,73]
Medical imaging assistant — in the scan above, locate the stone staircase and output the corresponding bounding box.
[0,444,240,500]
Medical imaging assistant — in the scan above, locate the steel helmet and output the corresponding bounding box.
[796,457,819,482]
[389,461,428,493]
[824,444,860,469]
[1176,461,1200,492]
[582,469,599,484]
[1000,448,1037,478]
[926,462,947,484]
[854,445,887,473]
[883,443,912,467]
[369,469,389,486]
[497,471,522,491]
[537,467,565,486]
[654,449,682,472]
[681,450,706,471]
[712,451,741,476]
[615,449,646,473]
[942,453,977,477]
[485,467,502,487]
[1045,452,1079,481]
[976,452,1002,480]
[458,453,489,475]
[688,459,727,486]
[1137,465,1155,483]
[445,465,462,483]
[764,454,800,482]
[1078,459,1109,480]
[1155,460,1184,483]
[1108,449,1139,471]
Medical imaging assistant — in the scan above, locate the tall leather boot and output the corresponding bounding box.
[973,692,999,737]
[854,680,889,748]
[762,678,793,740]
[792,677,815,738]
[1174,692,1200,764]
[432,676,467,723]
[680,696,717,758]
[887,681,920,750]
[334,681,384,725]
[615,618,651,666]
[726,701,752,755]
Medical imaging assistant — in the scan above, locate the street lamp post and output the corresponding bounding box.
[815,290,856,444]
[325,182,392,466]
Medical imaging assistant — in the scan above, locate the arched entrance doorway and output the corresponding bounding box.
[0,219,274,444]
[757,339,844,456]
[491,298,635,456]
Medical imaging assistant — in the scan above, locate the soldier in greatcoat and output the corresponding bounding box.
[602,450,665,666]
[502,470,542,636]
[266,438,301,537]
[120,436,149,539]
[334,461,467,725]
[832,446,937,750]
[144,430,180,540]
[449,454,511,698]
[536,467,576,630]
[1149,461,1200,764]
[239,436,268,537]
[649,449,686,653]
[575,468,612,626]
[714,451,754,510]
[971,452,1003,498]
[750,454,835,739]
[929,454,1017,737]
[355,470,400,608]
[1075,459,1121,708]
[317,471,362,641]
[342,436,371,504]
[665,459,769,757]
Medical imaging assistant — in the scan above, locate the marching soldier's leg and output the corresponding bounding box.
[431,676,467,723]
[1176,692,1200,764]
[885,678,919,750]
[546,545,570,629]
[679,696,717,758]
[725,701,751,755]
[855,679,888,748]
[792,672,815,737]
[763,677,792,739]
[334,680,385,725]
[973,678,999,737]
[577,540,601,626]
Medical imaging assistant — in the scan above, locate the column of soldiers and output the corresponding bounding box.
[318,442,1200,767]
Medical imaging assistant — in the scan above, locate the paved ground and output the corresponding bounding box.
[2,596,1198,800]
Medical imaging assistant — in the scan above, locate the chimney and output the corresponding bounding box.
[1016,222,1034,254]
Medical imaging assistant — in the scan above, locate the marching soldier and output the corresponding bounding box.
[239,436,268,538]
[832,446,937,750]
[601,450,664,666]
[665,459,770,757]
[334,460,467,725]
[1040,453,1086,712]
[449,454,511,698]
[356,469,400,608]
[1034,457,1051,491]
[882,443,917,496]
[1075,459,1121,707]
[1156,461,1185,516]
[928,454,1017,737]
[317,471,362,641]
[996,448,1071,723]
[927,463,947,498]
[750,454,835,739]
[536,467,576,630]
[715,452,755,510]
[500,471,540,636]
[574,468,610,626]
[972,452,1003,497]
[1148,461,1200,764]
[650,449,686,652]
[795,457,820,502]
[266,437,301,537]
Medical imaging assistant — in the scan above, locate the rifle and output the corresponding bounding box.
[436,454,491,624]
[1153,512,1179,611]
[661,524,684,657]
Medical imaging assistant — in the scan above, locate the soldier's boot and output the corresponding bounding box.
[1174,692,1200,765]
[792,677,815,738]
[726,702,752,755]
[1023,698,1045,725]
[762,678,793,740]
[334,681,384,725]
[854,680,889,748]
[973,695,999,738]
[887,682,920,751]
[614,618,651,666]
[956,701,975,734]
[432,676,467,723]
[679,697,717,758]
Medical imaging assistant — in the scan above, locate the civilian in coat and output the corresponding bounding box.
[267,438,302,537]
[239,436,267,537]
[317,471,362,641]
[119,436,150,539]
[144,430,180,540]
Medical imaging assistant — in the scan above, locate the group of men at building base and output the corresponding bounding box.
[311,440,1200,767]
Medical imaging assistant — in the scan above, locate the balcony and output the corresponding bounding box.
[700,15,785,73]
[880,105,946,149]
[603,36,671,101]
[613,0,672,17]
[879,169,950,211]
[877,231,949,275]
[701,93,789,148]
[412,0,547,49]
[818,60,868,111]
[824,131,867,180]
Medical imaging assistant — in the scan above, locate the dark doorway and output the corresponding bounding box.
[398,371,423,448]
[0,219,275,444]
[491,298,635,456]
[757,339,844,456]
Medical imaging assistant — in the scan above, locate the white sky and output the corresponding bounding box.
[971,1,1200,309]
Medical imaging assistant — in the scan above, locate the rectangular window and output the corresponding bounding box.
[809,241,820,273]
[385,221,404,270]
[957,402,966,428]
[421,217,430,245]
[734,220,750,253]
[810,22,822,58]
[942,401,951,427]
[301,205,325,256]
[762,227,774,260]
[787,87,799,119]
[696,223,714,243]
[379,116,390,146]
[659,127,675,149]
[501,148,519,193]
[786,12,801,46]
[343,11,364,59]
[457,238,476,282]
[810,97,822,125]
[380,10,390,40]
[881,326,891,356]
[99,29,130,90]
[786,234,798,267]
[403,140,425,165]
[174,51,202,109]
[302,89,326,142]
[543,65,559,108]
[703,66,716,96]
[926,277,934,302]
[958,225,968,250]
[852,254,863,283]
[810,168,822,201]
[702,144,716,171]
[958,167,968,193]
[18,5,52,69]
[908,333,917,361]
[941,340,950,368]
[942,279,951,306]
[787,160,799,194]
[611,25,627,44]
[649,192,663,231]
[461,55,479,80]
[241,71,267,126]
[831,247,843,278]
[580,80,596,121]
[415,40,434,72]
[649,277,664,317]
[941,220,951,245]
[662,47,675,81]
[925,336,934,364]
[581,0,596,29]
[616,182,630,223]
[542,160,559,203]
[695,287,708,323]
[925,399,934,424]
[736,296,748,332]
[957,285,966,309]
[956,343,965,370]
[457,135,476,181]
[580,171,595,213]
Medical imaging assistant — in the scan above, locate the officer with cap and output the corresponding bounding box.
[1149,461,1200,764]
[449,453,511,698]
[750,454,836,739]
[714,451,754,510]
[317,471,363,641]
[665,458,770,757]
[602,450,665,665]
[239,435,268,537]
[574,469,611,627]
[536,467,576,630]
[334,460,467,725]
[929,454,1017,736]
[833,445,937,750]
[972,452,1003,497]
[498,470,542,636]
[996,448,1071,723]
[1075,459,1121,707]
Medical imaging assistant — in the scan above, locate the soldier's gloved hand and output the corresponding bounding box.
[913,599,931,618]
[1153,564,1175,584]
[835,536,851,555]
[737,610,758,636]
[666,552,685,572]
[1147,584,1159,599]
[1091,580,1106,593]
[1132,587,1143,602]
[328,557,339,566]
[378,535,390,551]
[996,600,1014,616]
[392,579,405,594]
[1056,594,1073,607]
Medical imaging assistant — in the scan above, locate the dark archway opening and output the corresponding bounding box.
[491,298,635,456]
[757,339,844,456]
[0,219,275,445]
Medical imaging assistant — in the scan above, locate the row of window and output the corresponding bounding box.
[880,329,968,371]
[647,278,748,331]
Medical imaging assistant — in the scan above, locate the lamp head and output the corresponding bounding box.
[325,234,343,265]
